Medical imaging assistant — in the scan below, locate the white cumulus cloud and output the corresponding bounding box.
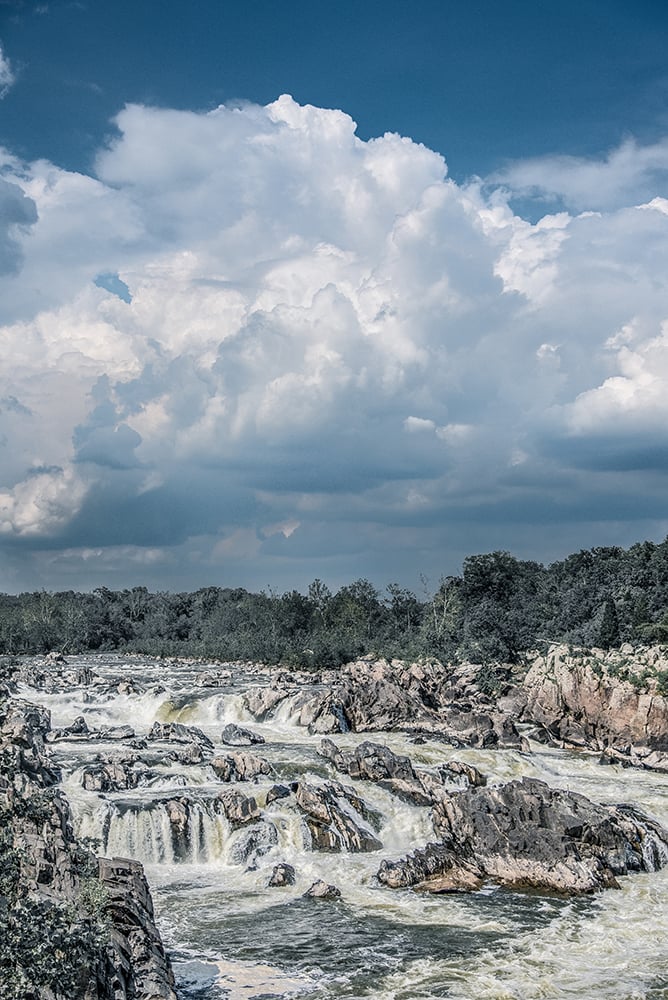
[2,96,668,589]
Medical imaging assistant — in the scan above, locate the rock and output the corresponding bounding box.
[438,760,487,787]
[268,862,296,886]
[100,724,136,741]
[1,694,176,999]
[318,738,447,806]
[244,685,291,720]
[210,751,273,782]
[216,789,261,828]
[168,742,204,765]
[522,645,668,752]
[221,723,266,746]
[303,879,342,900]
[98,856,178,998]
[266,783,291,804]
[148,721,214,750]
[196,670,232,686]
[292,780,382,852]
[230,820,279,867]
[82,760,145,792]
[47,714,90,741]
[45,650,66,663]
[378,776,668,895]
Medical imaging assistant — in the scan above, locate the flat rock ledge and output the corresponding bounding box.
[377,777,668,895]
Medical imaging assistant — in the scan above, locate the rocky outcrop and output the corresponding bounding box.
[318,738,471,806]
[98,857,177,999]
[210,750,273,782]
[0,697,177,999]
[82,757,150,793]
[521,645,668,763]
[291,780,382,852]
[243,657,521,747]
[378,776,668,895]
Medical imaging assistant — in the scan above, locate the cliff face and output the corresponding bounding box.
[0,691,177,1000]
[518,644,668,768]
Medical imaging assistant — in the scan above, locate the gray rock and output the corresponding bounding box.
[268,862,296,886]
[148,721,214,750]
[438,760,487,787]
[266,783,291,804]
[303,879,342,900]
[211,751,273,782]
[221,723,266,746]
[292,780,382,852]
[216,789,261,828]
[378,776,668,895]
[231,820,278,867]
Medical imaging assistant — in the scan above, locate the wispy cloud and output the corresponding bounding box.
[0,42,15,98]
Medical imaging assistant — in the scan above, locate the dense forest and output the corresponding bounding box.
[2,539,668,666]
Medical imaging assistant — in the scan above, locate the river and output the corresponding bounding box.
[18,652,668,1000]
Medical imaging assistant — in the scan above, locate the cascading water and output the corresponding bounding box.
[22,652,668,1000]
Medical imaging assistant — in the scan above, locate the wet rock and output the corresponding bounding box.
[221,722,266,746]
[318,738,446,806]
[243,685,291,720]
[168,741,204,765]
[100,724,136,741]
[266,783,291,804]
[196,669,232,686]
[268,862,296,887]
[292,780,382,852]
[47,714,90,741]
[148,721,214,750]
[45,650,66,663]
[230,820,278,867]
[438,760,487,787]
[81,760,145,792]
[210,751,273,782]
[98,856,178,999]
[303,879,342,900]
[216,789,261,828]
[378,776,668,895]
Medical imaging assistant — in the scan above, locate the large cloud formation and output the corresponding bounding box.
[1,96,668,591]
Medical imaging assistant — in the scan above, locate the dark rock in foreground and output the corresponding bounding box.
[0,696,177,999]
[378,776,668,895]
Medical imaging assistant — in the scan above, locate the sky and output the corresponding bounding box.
[1,0,668,596]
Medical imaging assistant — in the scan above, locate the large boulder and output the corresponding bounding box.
[378,776,668,895]
[292,780,382,852]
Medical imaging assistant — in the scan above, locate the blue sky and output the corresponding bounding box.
[1,0,668,594]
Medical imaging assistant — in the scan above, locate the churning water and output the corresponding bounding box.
[20,653,668,1000]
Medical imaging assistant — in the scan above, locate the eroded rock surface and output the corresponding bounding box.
[378,776,668,894]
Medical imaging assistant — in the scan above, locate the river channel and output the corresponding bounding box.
[18,652,668,1000]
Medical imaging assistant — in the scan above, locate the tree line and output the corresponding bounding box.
[2,538,668,665]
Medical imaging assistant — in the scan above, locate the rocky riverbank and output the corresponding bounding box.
[0,689,177,1000]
